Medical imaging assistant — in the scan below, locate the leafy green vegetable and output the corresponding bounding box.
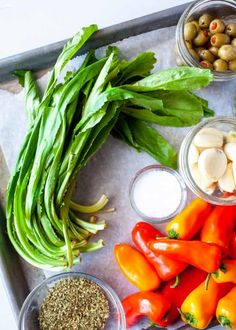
[6,26,214,270]
[126,66,213,91]
[113,115,177,168]
[14,70,41,124]
[115,51,156,84]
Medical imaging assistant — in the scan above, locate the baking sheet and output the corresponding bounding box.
[0,24,235,329]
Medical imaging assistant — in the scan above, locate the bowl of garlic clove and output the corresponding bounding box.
[179,117,236,205]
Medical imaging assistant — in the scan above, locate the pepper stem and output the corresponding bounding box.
[168,229,179,239]
[218,315,233,328]
[205,273,211,290]
[170,275,180,288]
[178,309,198,327]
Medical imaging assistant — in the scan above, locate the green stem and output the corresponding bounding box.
[170,275,180,288]
[79,239,104,252]
[218,315,233,328]
[70,194,109,213]
[168,229,179,239]
[205,273,211,290]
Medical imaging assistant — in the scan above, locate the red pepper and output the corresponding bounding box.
[122,291,170,328]
[201,205,236,254]
[158,267,207,326]
[229,231,236,259]
[132,222,187,281]
[148,238,222,273]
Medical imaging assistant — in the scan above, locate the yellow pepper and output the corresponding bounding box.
[166,198,212,240]
[212,260,236,284]
[180,277,232,329]
[216,285,236,329]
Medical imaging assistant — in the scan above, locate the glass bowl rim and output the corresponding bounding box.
[18,271,126,330]
[179,116,236,205]
[129,164,188,224]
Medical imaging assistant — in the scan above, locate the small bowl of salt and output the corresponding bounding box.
[129,165,187,223]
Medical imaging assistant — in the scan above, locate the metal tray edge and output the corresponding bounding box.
[0,2,192,83]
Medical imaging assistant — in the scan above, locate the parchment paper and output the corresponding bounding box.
[0,26,235,329]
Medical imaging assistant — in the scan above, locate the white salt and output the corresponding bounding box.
[132,169,182,219]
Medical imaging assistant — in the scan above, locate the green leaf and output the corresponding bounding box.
[126,67,213,91]
[15,70,41,124]
[123,90,214,127]
[117,51,156,84]
[78,87,163,133]
[45,24,98,96]
[123,107,189,127]
[114,115,177,168]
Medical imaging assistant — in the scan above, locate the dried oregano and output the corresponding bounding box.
[39,277,109,330]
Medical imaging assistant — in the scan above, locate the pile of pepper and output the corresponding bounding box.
[114,198,236,329]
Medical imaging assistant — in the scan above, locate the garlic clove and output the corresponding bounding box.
[190,163,214,191]
[224,143,236,161]
[188,144,199,166]
[225,131,236,143]
[193,127,224,148]
[198,148,227,181]
[218,163,236,193]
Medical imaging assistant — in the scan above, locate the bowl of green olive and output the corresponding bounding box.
[176,0,236,80]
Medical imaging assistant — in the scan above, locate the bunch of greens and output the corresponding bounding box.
[6,25,214,269]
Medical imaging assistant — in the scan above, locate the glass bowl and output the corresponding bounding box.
[176,0,236,81]
[179,117,236,205]
[129,165,187,224]
[18,272,126,330]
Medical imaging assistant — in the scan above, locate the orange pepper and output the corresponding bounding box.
[166,198,212,240]
[180,277,233,329]
[212,259,236,284]
[114,244,161,291]
[216,285,236,329]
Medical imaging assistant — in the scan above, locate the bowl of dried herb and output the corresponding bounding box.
[18,272,126,330]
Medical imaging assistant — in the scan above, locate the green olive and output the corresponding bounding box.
[213,59,228,72]
[225,23,236,37]
[189,48,200,61]
[232,38,236,47]
[210,33,230,47]
[209,18,225,34]
[200,60,213,69]
[193,30,210,46]
[191,20,200,31]
[218,44,236,61]
[184,22,198,41]
[195,47,205,56]
[229,59,236,71]
[199,13,213,28]
[209,46,219,57]
[199,49,215,63]
[185,40,192,49]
